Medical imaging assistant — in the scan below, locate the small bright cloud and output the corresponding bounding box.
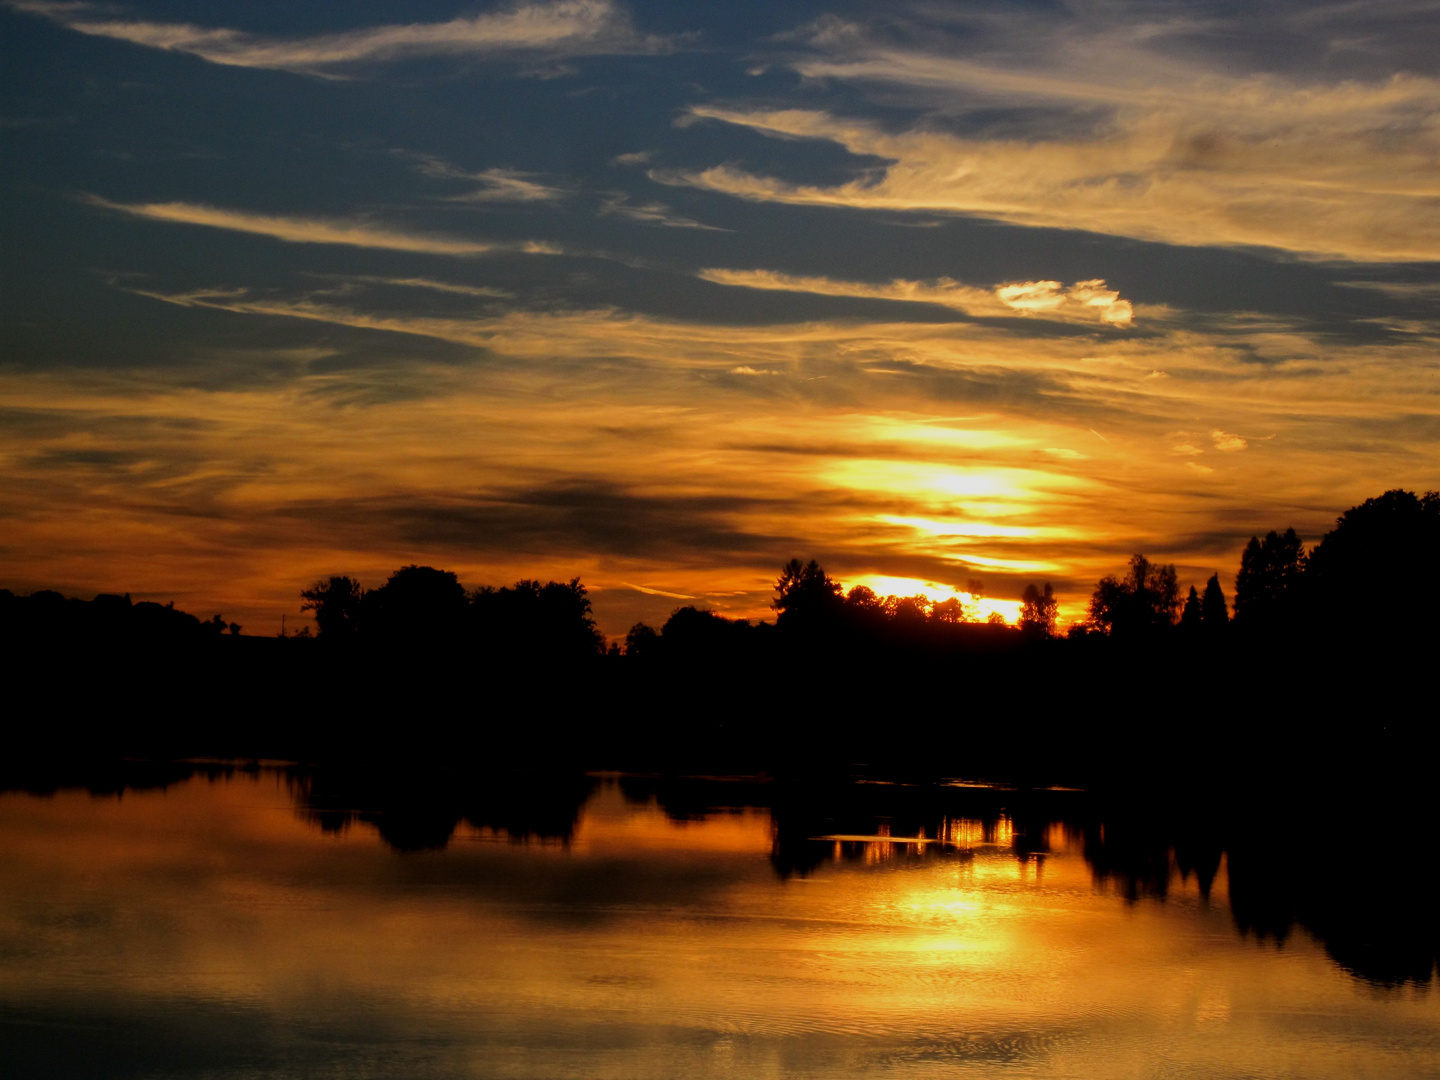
[996,279,1134,326]
[450,168,568,204]
[406,155,569,202]
[601,195,725,231]
[995,280,1065,313]
[1210,429,1248,452]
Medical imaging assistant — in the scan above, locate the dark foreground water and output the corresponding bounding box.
[1,767,1437,1079]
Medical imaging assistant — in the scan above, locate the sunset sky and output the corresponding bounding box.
[3,0,1438,636]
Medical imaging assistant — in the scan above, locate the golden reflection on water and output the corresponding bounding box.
[0,773,1436,1080]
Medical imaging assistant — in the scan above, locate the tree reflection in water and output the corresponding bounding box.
[2,760,1434,991]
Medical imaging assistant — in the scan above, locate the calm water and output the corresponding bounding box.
[1,767,1436,1079]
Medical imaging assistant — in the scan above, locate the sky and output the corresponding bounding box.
[2,0,1438,637]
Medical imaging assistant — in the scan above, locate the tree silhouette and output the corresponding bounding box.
[1307,488,1440,639]
[364,565,467,642]
[1201,573,1229,630]
[1020,583,1058,638]
[300,575,364,638]
[1086,555,1180,638]
[1179,586,1203,634]
[885,593,930,628]
[1234,529,1306,628]
[845,585,881,611]
[472,577,603,660]
[773,558,843,628]
[661,605,741,655]
[624,621,660,659]
[931,596,965,625]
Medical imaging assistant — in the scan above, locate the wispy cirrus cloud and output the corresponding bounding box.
[338,277,514,299]
[1336,280,1440,301]
[659,3,1440,264]
[447,169,568,204]
[698,268,1134,326]
[663,91,1440,263]
[405,154,571,203]
[10,0,666,73]
[599,194,726,231]
[86,196,562,257]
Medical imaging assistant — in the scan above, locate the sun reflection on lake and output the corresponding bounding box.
[0,770,1434,1080]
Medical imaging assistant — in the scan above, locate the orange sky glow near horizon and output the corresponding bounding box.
[2,1,1438,639]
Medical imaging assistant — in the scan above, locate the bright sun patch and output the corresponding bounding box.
[849,575,1024,624]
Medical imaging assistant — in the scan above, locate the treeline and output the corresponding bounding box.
[292,556,1024,666]
[6,487,1432,659]
[1075,488,1440,645]
[297,566,604,663]
[623,557,1030,661]
[0,589,242,643]
[290,486,1435,661]
[3,488,1436,778]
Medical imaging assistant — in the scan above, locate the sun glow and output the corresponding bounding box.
[827,460,1035,501]
[850,575,1023,624]
[878,515,1064,540]
[859,417,1028,451]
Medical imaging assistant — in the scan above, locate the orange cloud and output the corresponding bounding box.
[88,198,505,256]
[699,269,1134,326]
[14,0,665,71]
[664,79,1440,263]
[3,282,1438,637]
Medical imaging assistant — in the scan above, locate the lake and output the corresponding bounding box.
[1,764,1436,1079]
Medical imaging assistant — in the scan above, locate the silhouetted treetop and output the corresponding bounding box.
[1020,583,1058,639]
[1201,574,1230,629]
[886,593,931,627]
[1180,585,1203,633]
[773,559,843,627]
[769,558,1026,648]
[292,567,604,658]
[301,575,363,639]
[1085,555,1179,639]
[0,588,238,653]
[624,621,660,659]
[1307,488,1440,638]
[1234,529,1306,629]
[364,565,467,642]
[660,605,753,659]
[471,577,603,659]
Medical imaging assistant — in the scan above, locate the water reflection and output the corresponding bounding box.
[295,768,598,851]
[0,763,1436,1080]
